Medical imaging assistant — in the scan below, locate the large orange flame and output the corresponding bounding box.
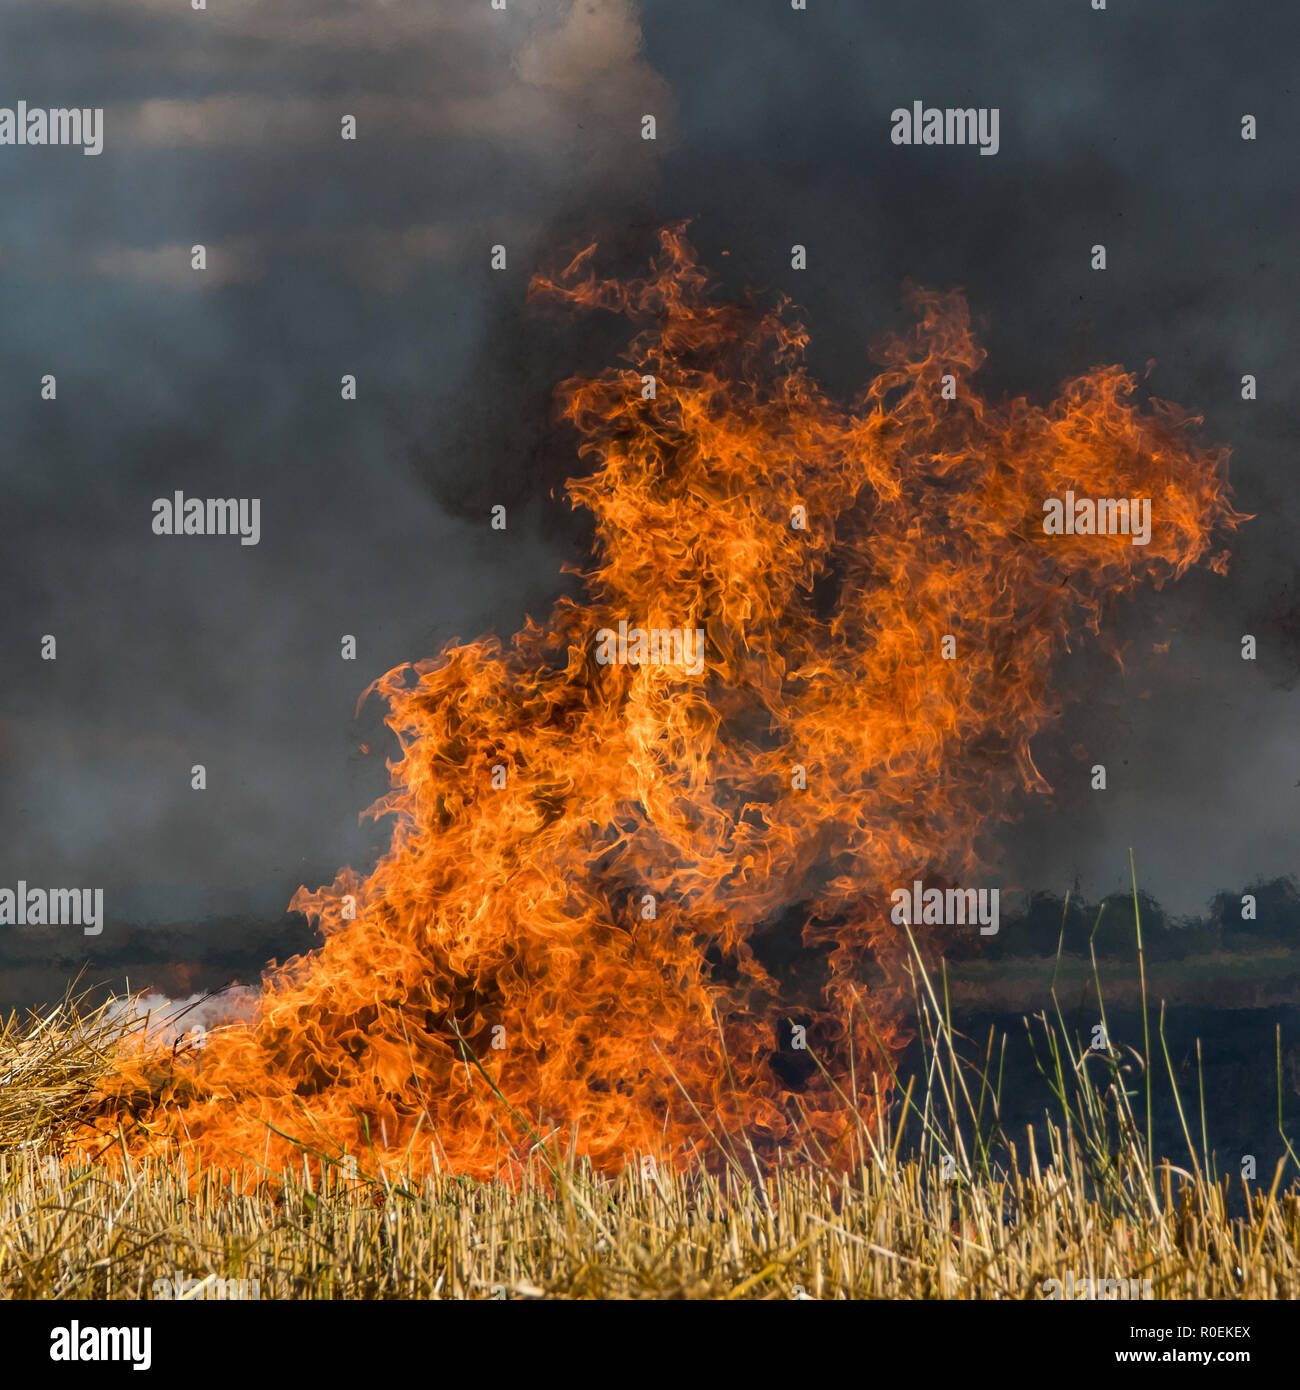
[96,227,1241,1180]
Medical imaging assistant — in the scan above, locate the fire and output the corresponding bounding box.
[94,226,1242,1180]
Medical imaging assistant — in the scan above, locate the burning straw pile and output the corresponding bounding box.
[84,227,1240,1183]
[0,993,146,1159]
[0,231,1276,1297]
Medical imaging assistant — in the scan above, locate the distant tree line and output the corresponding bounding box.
[944,876,1300,961]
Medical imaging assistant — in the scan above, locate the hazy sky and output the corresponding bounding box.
[0,0,1296,1003]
